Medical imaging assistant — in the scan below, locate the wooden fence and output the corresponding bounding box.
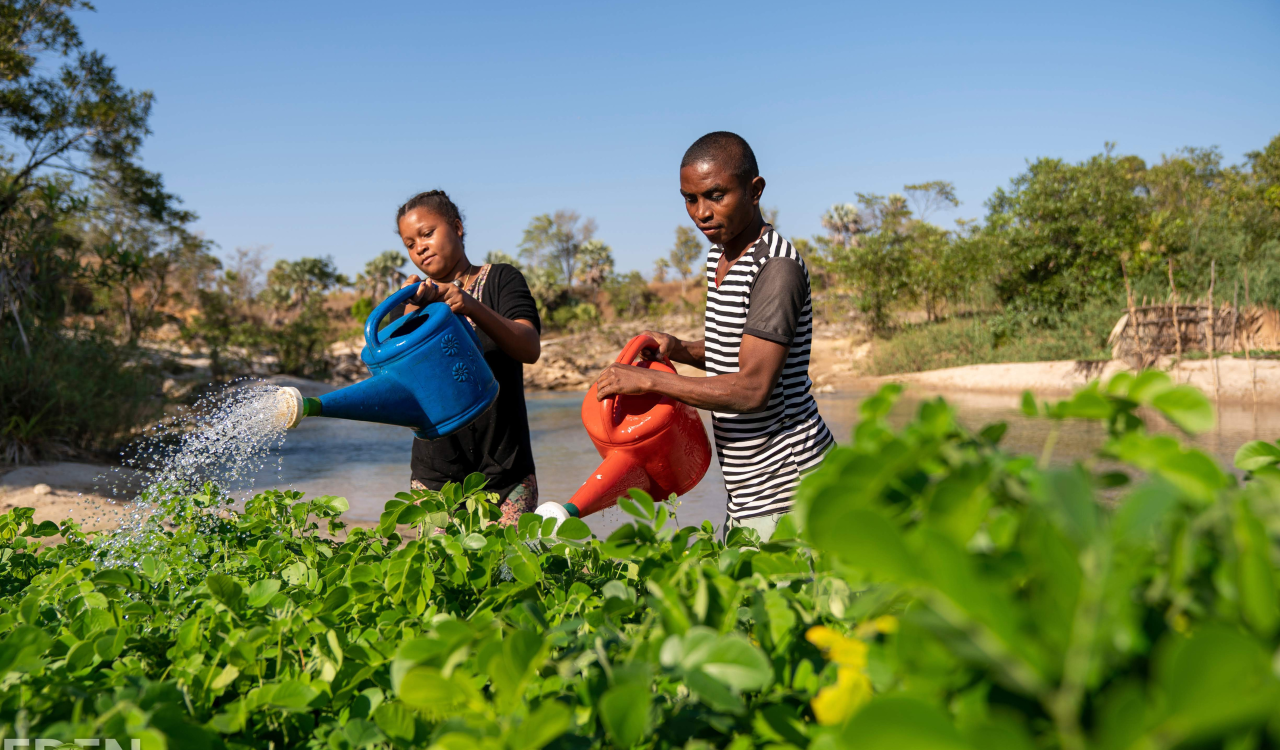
[1108,304,1280,368]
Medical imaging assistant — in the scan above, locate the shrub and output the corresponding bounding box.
[868,302,1119,375]
[0,327,159,463]
[547,300,599,332]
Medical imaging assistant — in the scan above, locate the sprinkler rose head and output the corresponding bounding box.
[534,502,570,533]
[278,386,305,428]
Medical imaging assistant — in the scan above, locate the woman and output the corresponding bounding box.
[393,190,541,525]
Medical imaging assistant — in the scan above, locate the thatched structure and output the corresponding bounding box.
[1109,304,1280,369]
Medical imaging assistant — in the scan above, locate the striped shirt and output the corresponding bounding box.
[704,227,834,519]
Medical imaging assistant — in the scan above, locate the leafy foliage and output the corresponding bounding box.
[5,377,1280,748]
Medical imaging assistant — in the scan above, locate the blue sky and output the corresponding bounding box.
[75,0,1280,278]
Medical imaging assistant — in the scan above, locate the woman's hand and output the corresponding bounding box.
[402,276,477,316]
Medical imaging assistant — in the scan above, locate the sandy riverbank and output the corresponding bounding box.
[865,356,1280,403]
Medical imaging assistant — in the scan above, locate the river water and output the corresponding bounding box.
[251,388,1280,536]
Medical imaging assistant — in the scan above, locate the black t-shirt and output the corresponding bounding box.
[394,264,541,498]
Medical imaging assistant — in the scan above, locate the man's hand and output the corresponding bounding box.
[402,276,477,316]
[636,330,681,363]
[594,362,656,400]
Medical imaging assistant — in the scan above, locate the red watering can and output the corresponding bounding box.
[538,335,713,525]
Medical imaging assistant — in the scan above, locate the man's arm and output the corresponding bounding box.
[594,333,787,413]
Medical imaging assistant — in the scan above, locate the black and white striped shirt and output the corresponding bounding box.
[704,228,834,519]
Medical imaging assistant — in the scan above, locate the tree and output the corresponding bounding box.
[484,250,521,270]
[986,146,1148,319]
[574,239,614,287]
[652,257,671,283]
[80,165,210,343]
[668,226,703,293]
[0,1,188,337]
[361,250,407,302]
[262,256,346,316]
[903,180,958,221]
[518,210,597,286]
[820,203,863,246]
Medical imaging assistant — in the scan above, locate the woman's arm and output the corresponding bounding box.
[403,277,541,364]
[465,300,540,364]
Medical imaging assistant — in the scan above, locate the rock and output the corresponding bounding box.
[32,483,52,495]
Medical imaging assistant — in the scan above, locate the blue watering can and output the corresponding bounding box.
[276,284,499,439]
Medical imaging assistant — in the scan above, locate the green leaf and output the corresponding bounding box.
[841,697,970,749]
[1058,386,1111,420]
[1234,502,1280,637]
[320,585,354,615]
[343,718,385,748]
[1151,385,1214,434]
[206,574,243,611]
[1111,481,1176,544]
[462,472,488,496]
[698,634,774,692]
[246,579,281,608]
[598,682,651,748]
[1127,370,1173,403]
[65,640,97,673]
[807,508,917,581]
[29,519,59,537]
[1156,625,1280,743]
[93,569,144,591]
[373,702,416,741]
[281,561,309,586]
[512,701,573,750]
[398,666,468,711]
[0,625,52,675]
[269,679,321,710]
[555,517,591,540]
[1234,440,1280,471]
[618,489,655,520]
[397,504,426,526]
[1039,467,1098,544]
[1019,391,1038,417]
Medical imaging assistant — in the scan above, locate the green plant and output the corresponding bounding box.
[5,374,1280,749]
[0,326,159,463]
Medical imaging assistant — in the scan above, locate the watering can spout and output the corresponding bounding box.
[274,285,499,439]
[565,451,655,518]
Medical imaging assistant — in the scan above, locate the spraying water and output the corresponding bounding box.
[87,380,298,568]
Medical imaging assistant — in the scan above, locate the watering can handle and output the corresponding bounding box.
[600,334,670,439]
[364,283,428,349]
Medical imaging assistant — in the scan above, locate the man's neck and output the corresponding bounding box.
[720,213,767,261]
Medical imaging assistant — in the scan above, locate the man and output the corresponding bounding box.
[594,131,833,540]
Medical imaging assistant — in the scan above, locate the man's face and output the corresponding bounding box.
[679,161,764,246]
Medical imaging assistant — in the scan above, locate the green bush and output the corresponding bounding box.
[4,375,1280,749]
[548,300,599,332]
[868,302,1119,375]
[0,327,159,463]
[351,297,375,321]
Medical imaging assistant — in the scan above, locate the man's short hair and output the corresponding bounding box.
[681,131,759,185]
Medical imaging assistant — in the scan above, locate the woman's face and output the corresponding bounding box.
[398,207,465,279]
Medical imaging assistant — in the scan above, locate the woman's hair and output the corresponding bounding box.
[396,190,465,241]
